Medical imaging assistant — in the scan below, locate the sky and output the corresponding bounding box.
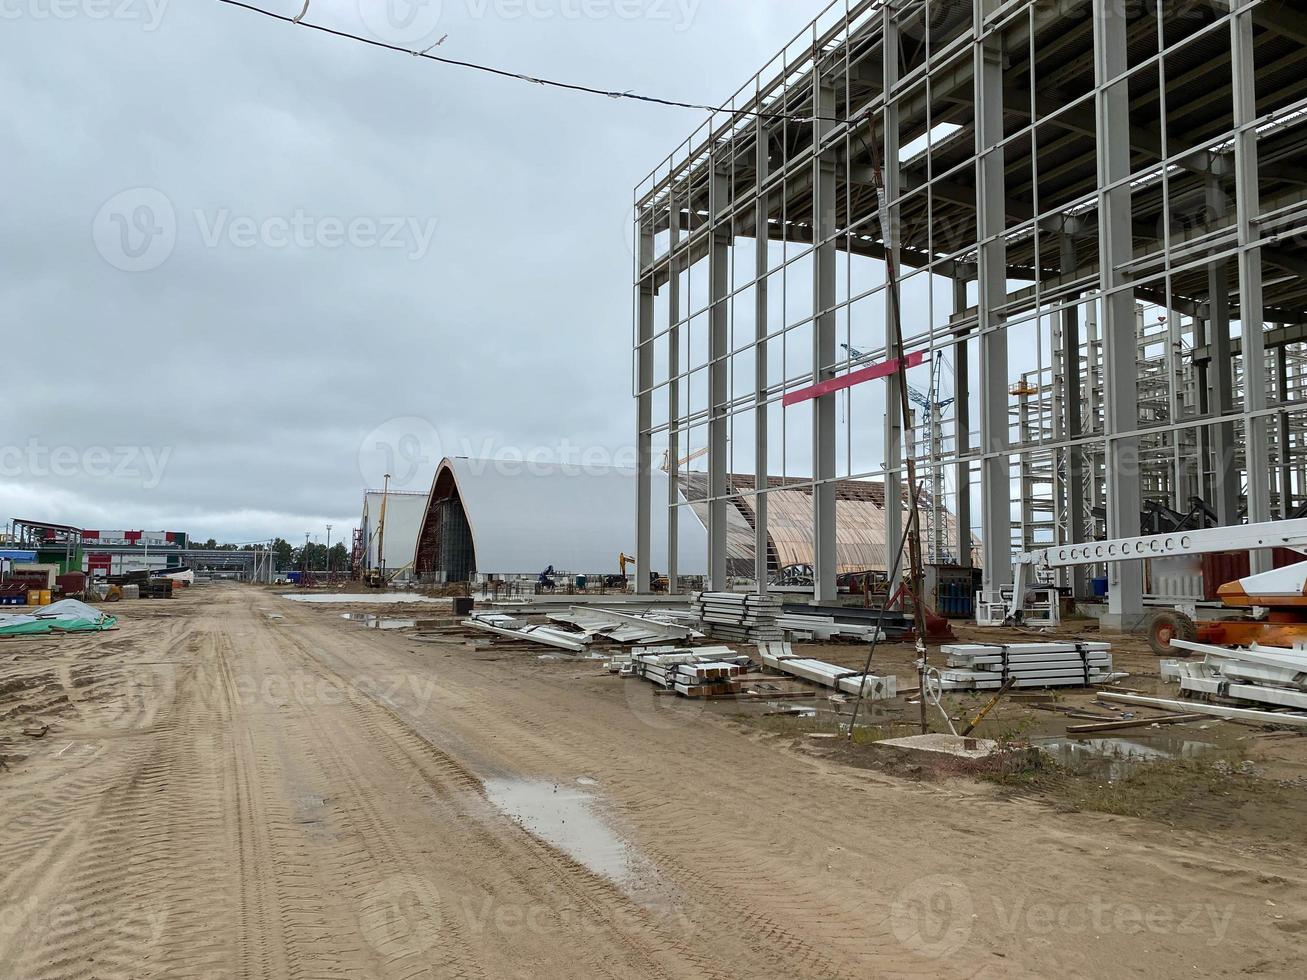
[0,0,824,545]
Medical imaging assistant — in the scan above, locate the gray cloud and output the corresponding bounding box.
[0,0,818,543]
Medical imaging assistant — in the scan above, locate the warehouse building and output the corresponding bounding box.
[632,0,1307,627]
[412,457,708,583]
[356,490,429,582]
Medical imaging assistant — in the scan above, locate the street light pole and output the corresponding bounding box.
[325,524,333,578]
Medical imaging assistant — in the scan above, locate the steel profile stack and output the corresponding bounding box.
[938,641,1117,691]
[758,641,897,700]
[691,592,784,642]
[616,645,750,697]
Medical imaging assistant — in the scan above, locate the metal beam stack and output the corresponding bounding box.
[691,592,784,642]
[938,642,1117,691]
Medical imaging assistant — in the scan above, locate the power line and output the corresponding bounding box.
[214,0,852,125]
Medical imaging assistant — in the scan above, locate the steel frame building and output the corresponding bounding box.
[633,0,1307,626]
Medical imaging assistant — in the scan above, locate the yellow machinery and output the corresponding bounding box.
[362,474,392,588]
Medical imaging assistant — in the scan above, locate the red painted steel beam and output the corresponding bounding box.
[781,350,927,407]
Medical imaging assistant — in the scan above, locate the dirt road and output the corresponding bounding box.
[2,585,1304,978]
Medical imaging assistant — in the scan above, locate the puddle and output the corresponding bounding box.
[1036,734,1217,780]
[483,778,649,889]
[284,594,447,605]
[340,613,418,630]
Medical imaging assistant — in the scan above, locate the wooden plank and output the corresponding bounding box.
[1066,713,1208,735]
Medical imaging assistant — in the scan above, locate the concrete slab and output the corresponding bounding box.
[877,733,1003,760]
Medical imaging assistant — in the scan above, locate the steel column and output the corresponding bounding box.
[1205,177,1240,526]
[708,165,731,591]
[1059,238,1088,598]
[1094,0,1144,625]
[635,218,655,594]
[975,2,1012,587]
[812,76,838,603]
[883,6,904,579]
[666,230,681,593]
[754,117,771,592]
[1232,0,1271,572]
[953,275,972,569]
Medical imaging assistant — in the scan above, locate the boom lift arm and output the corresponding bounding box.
[1007,518,1307,624]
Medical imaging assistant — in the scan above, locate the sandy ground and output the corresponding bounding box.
[2,584,1306,979]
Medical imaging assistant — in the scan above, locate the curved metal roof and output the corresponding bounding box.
[423,457,708,576]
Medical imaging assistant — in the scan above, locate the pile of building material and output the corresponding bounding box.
[1156,639,1307,722]
[936,641,1118,691]
[0,599,118,637]
[614,645,749,697]
[758,641,896,700]
[464,612,589,652]
[692,592,783,642]
[466,606,703,653]
[546,606,702,644]
[777,603,913,642]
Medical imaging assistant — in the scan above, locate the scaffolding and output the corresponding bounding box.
[633,0,1307,626]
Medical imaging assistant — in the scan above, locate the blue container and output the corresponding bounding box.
[1092,576,1109,598]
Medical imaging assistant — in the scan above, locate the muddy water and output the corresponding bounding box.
[340,613,419,630]
[483,777,654,891]
[1036,733,1218,779]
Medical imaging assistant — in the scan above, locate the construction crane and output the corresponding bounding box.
[362,473,391,588]
[659,446,710,471]
[841,344,953,413]
[1002,518,1307,653]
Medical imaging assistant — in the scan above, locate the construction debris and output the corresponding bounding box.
[1161,639,1307,717]
[546,606,703,644]
[757,641,896,700]
[464,613,589,652]
[692,592,783,642]
[0,599,118,637]
[936,641,1120,691]
[1098,690,1307,729]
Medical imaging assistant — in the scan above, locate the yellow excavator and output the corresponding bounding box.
[612,553,668,592]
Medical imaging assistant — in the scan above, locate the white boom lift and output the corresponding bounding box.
[997,519,1307,648]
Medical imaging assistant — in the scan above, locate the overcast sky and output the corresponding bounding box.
[0,0,822,545]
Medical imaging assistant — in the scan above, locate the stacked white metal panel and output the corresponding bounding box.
[1165,640,1307,716]
[938,642,1116,691]
[776,613,885,642]
[691,592,784,642]
[757,642,896,700]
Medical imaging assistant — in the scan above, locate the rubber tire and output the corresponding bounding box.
[1147,609,1197,657]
